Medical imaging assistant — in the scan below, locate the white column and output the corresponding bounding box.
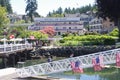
[3,36,6,52]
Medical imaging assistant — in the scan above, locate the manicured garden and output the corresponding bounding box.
[59,35,117,46]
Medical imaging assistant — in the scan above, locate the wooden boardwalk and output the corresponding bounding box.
[0,43,33,68]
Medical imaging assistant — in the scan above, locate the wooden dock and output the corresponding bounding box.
[0,68,63,80]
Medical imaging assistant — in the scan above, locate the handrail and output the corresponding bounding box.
[16,48,120,78]
[0,43,33,53]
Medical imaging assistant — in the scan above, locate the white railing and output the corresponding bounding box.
[0,43,33,53]
[16,48,120,78]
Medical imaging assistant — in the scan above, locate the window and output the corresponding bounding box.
[97,21,99,23]
[74,27,77,29]
[69,27,71,29]
[63,27,66,29]
[56,27,58,30]
[100,25,102,29]
[100,20,102,23]
[58,32,61,35]
[110,24,113,26]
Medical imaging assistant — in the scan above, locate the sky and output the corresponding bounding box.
[11,0,95,17]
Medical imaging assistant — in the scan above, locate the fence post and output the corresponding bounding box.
[11,44,13,51]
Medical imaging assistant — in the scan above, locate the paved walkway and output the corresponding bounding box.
[0,68,18,80]
[0,68,16,77]
[0,68,68,80]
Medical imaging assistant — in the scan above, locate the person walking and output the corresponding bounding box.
[47,55,53,67]
[47,56,52,62]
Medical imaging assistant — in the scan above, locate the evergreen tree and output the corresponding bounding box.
[76,8,80,13]
[25,0,38,22]
[47,12,52,17]
[33,12,40,17]
[52,10,56,14]
[46,4,95,17]
[68,7,71,14]
[64,8,69,14]
[57,7,63,14]
[72,8,76,14]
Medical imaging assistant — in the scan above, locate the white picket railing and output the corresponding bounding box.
[0,43,33,53]
[16,48,120,78]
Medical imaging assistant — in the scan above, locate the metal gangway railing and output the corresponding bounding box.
[0,43,33,53]
[16,48,120,78]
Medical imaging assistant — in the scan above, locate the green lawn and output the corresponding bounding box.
[64,65,119,76]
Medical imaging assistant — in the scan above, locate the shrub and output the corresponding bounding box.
[59,39,65,43]
[60,35,115,46]
[104,38,115,45]
[109,28,119,37]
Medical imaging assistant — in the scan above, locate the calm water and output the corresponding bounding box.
[48,73,101,80]
[47,68,120,80]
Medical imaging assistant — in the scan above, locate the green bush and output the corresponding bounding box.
[62,41,79,46]
[104,38,115,45]
[109,28,119,37]
[60,35,116,46]
[59,39,65,43]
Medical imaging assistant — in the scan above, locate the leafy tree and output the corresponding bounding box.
[25,0,38,22]
[0,0,13,13]
[4,26,47,39]
[30,31,48,39]
[92,4,98,13]
[0,6,10,35]
[40,26,55,37]
[96,0,120,41]
[14,20,25,24]
[33,12,41,17]
[9,26,27,38]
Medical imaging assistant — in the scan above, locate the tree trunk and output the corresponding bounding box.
[30,13,33,22]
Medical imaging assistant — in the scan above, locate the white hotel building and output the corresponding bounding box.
[28,17,86,35]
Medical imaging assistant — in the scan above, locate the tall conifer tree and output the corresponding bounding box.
[25,0,38,22]
[96,0,120,41]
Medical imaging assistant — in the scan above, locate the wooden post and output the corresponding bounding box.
[2,57,7,68]
[18,53,21,62]
[24,52,27,61]
[12,54,15,67]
